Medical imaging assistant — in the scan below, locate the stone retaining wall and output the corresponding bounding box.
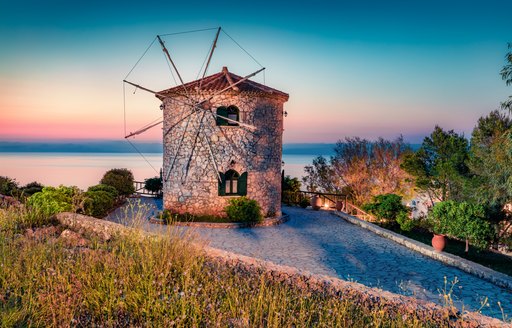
[333,211,512,291]
[54,212,508,327]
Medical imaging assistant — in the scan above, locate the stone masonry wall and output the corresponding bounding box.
[162,91,285,217]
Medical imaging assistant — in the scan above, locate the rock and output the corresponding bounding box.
[59,229,90,247]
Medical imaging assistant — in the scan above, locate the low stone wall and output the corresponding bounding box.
[333,211,512,291]
[149,213,289,228]
[54,212,507,327]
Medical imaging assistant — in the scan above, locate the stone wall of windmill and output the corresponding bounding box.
[161,90,286,218]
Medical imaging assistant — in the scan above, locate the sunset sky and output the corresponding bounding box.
[1,0,511,143]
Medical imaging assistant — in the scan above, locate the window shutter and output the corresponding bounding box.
[218,172,226,196]
[216,106,228,126]
[238,172,247,196]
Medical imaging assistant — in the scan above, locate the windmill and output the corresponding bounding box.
[123,27,289,217]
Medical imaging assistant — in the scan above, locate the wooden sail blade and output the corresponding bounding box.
[125,120,163,138]
[164,113,195,182]
[157,35,190,98]
[183,111,208,183]
[198,27,221,94]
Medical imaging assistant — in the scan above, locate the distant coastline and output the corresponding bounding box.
[0,141,419,154]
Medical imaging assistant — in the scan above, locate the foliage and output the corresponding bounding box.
[299,197,310,208]
[144,176,163,193]
[87,184,118,199]
[331,136,413,204]
[84,190,115,218]
[362,194,408,220]
[27,186,86,217]
[0,176,18,197]
[501,42,512,112]
[100,168,135,196]
[428,201,494,250]
[395,211,416,232]
[0,207,469,327]
[225,197,263,224]
[402,126,470,203]
[19,181,44,198]
[468,110,512,207]
[282,175,301,193]
[159,210,230,224]
[302,156,336,193]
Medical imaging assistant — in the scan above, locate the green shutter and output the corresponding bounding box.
[218,172,226,196]
[216,106,228,126]
[238,172,247,196]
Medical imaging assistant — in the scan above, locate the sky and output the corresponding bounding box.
[0,0,511,144]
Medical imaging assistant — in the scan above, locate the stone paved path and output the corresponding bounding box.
[108,200,512,319]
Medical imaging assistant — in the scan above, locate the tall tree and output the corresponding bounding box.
[302,156,337,193]
[401,126,469,203]
[501,42,512,112]
[330,136,413,204]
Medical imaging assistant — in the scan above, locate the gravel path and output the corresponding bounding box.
[107,199,512,319]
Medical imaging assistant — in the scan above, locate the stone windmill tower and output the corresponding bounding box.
[123,28,289,217]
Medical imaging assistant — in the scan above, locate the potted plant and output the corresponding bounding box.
[427,202,451,252]
[310,195,322,210]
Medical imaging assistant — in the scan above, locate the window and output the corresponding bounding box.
[218,170,247,196]
[216,105,239,126]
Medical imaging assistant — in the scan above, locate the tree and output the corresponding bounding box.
[100,168,135,197]
[402,126,469,203]
[0,176,18,197]
[330,136,413,204]
[428,201,493,252]
[144,177,163,193]
[501,42,512,112]
[468,110,512,206]
[282,175,301,193]
[302,156,337,193]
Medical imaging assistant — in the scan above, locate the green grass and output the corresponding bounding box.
[159,210,238,224]
[0,206,468,327]
[378,222,512,277]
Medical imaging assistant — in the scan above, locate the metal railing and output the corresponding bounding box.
[133,181,162,198]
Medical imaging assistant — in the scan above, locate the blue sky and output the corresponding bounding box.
[1,0,510,143]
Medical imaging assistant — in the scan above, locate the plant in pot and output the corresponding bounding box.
[427,201,452,252]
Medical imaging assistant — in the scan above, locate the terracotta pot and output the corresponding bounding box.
[335,200,344,211]
[311,195,322,210]
[432,234,446,252]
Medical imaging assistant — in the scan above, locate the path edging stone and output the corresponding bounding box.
[149,214,289,229]
[333,210,512,291]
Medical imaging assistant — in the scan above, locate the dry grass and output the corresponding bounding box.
[0,206,485,327]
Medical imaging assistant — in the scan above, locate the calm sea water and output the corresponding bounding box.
[0,153,322,189]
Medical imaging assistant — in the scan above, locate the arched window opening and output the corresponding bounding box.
[216,105,239,126]
[225,170,239,195]
[218,170,247,196]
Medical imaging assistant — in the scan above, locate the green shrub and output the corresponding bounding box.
[20,181,44,197]
[225,197,263,224]
[362,194,407,221]
[395,211,415,231]
[84,190,115,218]
[0,176,18,197]
[27,186,85,217]
[299,197,310,208]
[87,184,118,199]
[144,177,163,193]
[100,168,135,197]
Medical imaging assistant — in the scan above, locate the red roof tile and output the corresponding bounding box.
[157,67,289,101]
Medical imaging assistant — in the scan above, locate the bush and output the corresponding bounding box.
[395,211,415,231]
[299,197,310,208]
[225,197,263,224]
[100,168,135,197]
[84,190,115,218]
[88,184,118,199]
[20,181,44,197]
[428,201,494,250]
[144,177,163,193]
[0,176,18,197]
[27,186,85,217]
[362,194,407,221]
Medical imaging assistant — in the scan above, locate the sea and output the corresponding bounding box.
[0,150,333,190]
